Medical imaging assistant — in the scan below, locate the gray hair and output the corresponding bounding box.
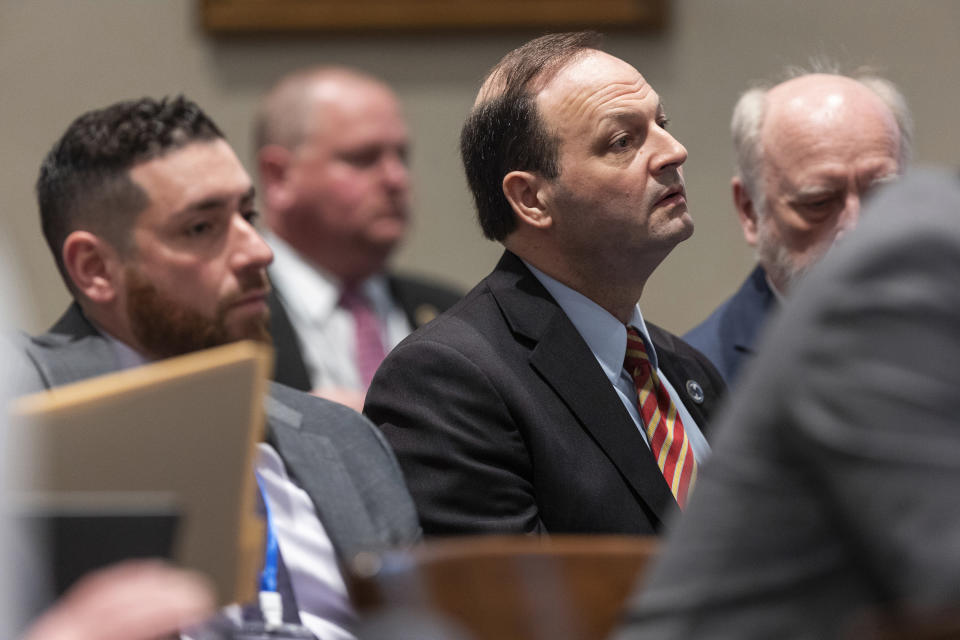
[731,61,914,216]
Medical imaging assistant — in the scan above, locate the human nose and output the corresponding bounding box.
[231,214,274,272]
[651,129,688,174]
[838,194,862,233]
[381,150,410,193]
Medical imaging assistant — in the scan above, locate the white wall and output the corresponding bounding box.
[3,0,958,334]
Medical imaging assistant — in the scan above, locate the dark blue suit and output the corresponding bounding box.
[683,265,777,385]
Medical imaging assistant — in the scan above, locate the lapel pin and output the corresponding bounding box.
[414,304,439,327]
[685,379,705,405]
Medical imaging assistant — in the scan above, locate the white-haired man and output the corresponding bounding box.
[684,68,912,384]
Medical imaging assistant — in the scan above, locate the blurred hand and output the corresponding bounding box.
[22,560,215,640]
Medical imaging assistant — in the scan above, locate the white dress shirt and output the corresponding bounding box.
[524,262,711,463]
[255,444,354,639]
[267,235,411,391]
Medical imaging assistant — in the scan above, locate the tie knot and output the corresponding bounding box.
[624,327,651,379]
[339,285,368,311]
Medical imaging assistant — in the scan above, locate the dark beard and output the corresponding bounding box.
[125,269,271,360]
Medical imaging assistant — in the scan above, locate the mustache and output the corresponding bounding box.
[220,271,271,308]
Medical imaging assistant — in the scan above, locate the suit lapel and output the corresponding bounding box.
[32,304,124,386]
[265,398,384,563]
[730,265,778,356]
[387,274,421,329]
[653,340,716,439]
[388,273,454,329]
[489,253,677,526]
[266,289,312,392]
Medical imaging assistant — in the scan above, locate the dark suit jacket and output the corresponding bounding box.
[364,251,726,536]
[268,272,463,391]
[683,264,777,385]
[12,304,421,563]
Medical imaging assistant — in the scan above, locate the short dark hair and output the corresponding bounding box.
[459,31,602,241]
[36,96,224,290]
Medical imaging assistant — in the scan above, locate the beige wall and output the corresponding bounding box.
[3,0,958,334]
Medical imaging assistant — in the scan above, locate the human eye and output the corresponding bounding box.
[794,193,843,220]
[241,209,260,225]
[185,219,214,237]
[803,197,834,209]
[342,147,381,169]
[657,116,671,129]
[609,134,632,151]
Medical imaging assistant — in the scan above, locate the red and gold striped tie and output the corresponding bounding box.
[624,327,697,508]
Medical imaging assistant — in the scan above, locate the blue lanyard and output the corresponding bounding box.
[255,472,280,594]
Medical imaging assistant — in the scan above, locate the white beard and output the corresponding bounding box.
[754,218,837,294]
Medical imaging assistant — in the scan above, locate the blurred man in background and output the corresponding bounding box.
[255,67,461,411]
[684,67,912,384]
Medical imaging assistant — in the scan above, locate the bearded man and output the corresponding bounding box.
[11,96,419,639]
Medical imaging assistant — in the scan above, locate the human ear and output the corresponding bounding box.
[257,145,293,224]
[732,177,759,247]
[62,231,122,304]
[502,170,553,230]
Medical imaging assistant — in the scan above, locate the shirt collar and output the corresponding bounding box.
[522,260,659,385]
[266,232,392,319]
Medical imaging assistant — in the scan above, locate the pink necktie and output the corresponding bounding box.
[624,327,697,508]
[339,286,387,388]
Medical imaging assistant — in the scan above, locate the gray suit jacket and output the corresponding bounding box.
[11,304,421,564]
[616,169,960,638]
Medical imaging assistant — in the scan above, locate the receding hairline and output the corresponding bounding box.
[126,139,256,219]
[161,185,257,225]
[255,66,399,150]
[474,45,603,107]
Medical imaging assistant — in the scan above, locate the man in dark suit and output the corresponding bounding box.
[617,168,960,639]
[11,96,419,637]
[685,68,912,384]
[365,32,725,536]
[254,67,461,411]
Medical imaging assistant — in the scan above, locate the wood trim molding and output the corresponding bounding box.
[200,0,668,32]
